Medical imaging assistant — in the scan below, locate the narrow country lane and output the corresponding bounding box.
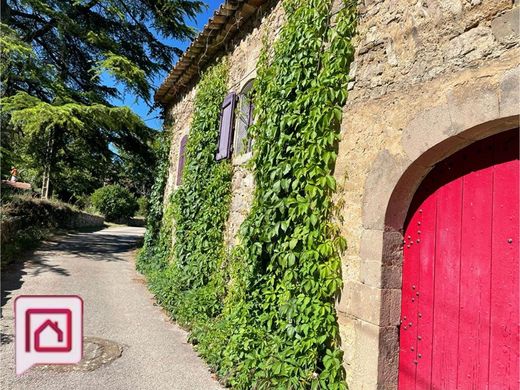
[0,226,222,390]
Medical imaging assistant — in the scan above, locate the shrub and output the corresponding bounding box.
[137,196,148,217]
[90,185,138,221]
[74,194,90,210]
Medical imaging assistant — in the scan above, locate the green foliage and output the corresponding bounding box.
[137,129,172,267]
[202,2,356,388]
[1,91,155,200]
[137,196,148,217]
[1,0,202,200]
[91,185,138,221]
[0,196,100,267]
[2,0,203,102]
[139,1,357,388]
[94,53,149,103]
[138,60,232,315]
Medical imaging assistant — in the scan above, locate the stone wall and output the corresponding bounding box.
[334,1,519,388]
[162,0,519,388]
[163,0,286,248]
[1,198,104,265]
[64,210,105,229]
[163,88,196,204]
[1,199,104,243]
[223,1,286,246]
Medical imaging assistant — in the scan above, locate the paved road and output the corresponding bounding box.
[1,226,222,390]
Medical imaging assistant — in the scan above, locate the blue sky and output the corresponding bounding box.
[108,1,223,130]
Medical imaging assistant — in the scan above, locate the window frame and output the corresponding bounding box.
[233,79,255,160]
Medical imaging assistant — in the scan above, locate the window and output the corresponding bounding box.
[176,134,188,185]
[234,80,254,156]
[215,80,255,162]
[216,92,237,161]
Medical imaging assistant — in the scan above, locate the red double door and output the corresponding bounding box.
[398,129,519,389]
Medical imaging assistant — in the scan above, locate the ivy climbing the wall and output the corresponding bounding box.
[139,1,356,388]
[138,60,233,327]
[137,128,172,269]
[200,1,356,388]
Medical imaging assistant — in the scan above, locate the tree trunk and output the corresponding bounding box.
[41,127,56,199]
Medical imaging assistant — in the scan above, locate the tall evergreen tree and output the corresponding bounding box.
[0,0,203,199]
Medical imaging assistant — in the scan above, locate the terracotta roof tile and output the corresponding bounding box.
[155,0,270,105]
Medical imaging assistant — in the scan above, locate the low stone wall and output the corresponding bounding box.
[62,211,105,230]
[1,199,104,240]
[1,198,104,264]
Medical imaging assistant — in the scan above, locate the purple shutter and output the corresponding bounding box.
[177,135,188,185]
[216,92,237,161]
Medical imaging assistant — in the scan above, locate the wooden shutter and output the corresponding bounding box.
[176,135,188,185]
[216,92,236,161]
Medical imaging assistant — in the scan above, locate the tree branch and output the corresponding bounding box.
[24,0,100,42]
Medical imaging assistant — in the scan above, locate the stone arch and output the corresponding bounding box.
[239,77,255,95]
[375,115,518,387]
[357,73,519,387]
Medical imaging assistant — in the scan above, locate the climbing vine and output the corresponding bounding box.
[139,60,233,327]
[138,128,172,269]
[204,1,356,388]
[139,1,356,389]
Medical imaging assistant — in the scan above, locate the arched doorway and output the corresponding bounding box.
[398,129,519,388]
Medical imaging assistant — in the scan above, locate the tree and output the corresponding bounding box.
[0,0,203,199]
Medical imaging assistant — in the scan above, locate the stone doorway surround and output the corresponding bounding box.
[349,66,519,389]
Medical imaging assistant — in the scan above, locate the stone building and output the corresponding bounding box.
[155,0,519,388]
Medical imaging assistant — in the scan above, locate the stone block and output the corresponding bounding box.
[360,260,383,288]
[344,281,400,327]
[359,229,402,289]
[338,314,356,369]
[384,162,431,232]
[447,82,500,136]
[359,229,384,263]
[360,263,402,291]
[492,7,520,47]
[383,265,402,289]
[362,150,412,230]
[380,288,401,326]
[345,281,381,325]
[352,319,380,390]
[377,326,399,390]
[401,103,456,162]
[457,115,520,141]
[500,66,520,118]
[446,26,494,62]
[381,230,403,267]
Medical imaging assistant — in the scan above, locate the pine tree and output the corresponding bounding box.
[0,0,202,199]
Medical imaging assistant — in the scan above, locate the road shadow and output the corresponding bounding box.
[46,231,144,262]
[1,249,30,313]
[1,228,144,313]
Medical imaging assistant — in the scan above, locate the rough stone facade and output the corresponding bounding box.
[163,1,286,248]
[161,1,519,388]
[335,1,519,388]
[163,87,196,204]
